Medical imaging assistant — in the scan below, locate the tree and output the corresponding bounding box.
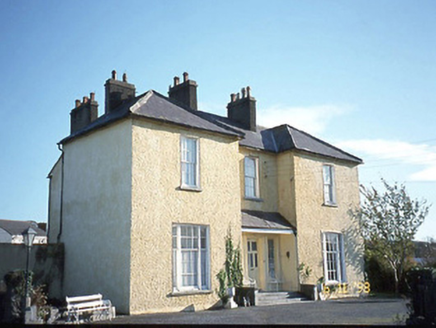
[356,178,430,294]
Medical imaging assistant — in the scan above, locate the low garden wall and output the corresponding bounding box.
[0,243,64,299]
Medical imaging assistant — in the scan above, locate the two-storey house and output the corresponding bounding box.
[47,71,363,314]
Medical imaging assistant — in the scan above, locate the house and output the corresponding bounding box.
[47,71,364,314]
[413,240,436,267]
[0,219,47,244]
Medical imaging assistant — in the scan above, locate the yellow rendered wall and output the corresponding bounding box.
[60,120,132,313]
[293,152,364,286]
[239,148,278,212]
[129,119,241,314]
[279,234,299,291]
[277,152,297,227]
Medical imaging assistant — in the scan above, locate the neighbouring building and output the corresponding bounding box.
[47,71,364,314]
[0,219,47,244]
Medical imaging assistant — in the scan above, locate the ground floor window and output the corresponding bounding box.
[172,224,210,291]
[322,232,345,283]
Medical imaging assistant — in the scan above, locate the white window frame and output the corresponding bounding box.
[172,224,210,292]
[322,232,346,284]
[180,136,200,189]
[244,156,259,199]
[322,165,336,205]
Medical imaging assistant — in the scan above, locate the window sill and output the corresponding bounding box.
[323,203,338,208]
[178,186,203,192]
[170,289,213,297]
[325,281,347,286]
[244,197,263,202]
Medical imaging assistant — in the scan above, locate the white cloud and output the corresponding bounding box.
[258,104,351,134]
[337,139,436,182]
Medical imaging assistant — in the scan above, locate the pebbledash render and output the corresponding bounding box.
[47,71,364,314]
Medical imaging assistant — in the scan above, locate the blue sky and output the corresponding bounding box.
[0,0,435,240]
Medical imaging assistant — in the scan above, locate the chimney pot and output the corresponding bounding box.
[227,86,257,131]
[168,73,198,110]
[105,72,136,114]
[71,94,99,134]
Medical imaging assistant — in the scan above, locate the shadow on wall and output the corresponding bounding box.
[344,208,365,280]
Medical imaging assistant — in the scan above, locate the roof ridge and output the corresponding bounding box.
[129,90,154,113]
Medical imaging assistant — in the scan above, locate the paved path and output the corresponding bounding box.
[103,298,409,325]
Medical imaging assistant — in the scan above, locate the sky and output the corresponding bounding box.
[0,0,435,241]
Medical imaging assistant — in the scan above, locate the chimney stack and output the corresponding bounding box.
[70,92,99,134]
[104,70,136,114]
[227,86,257,131]
[168,72,198,111]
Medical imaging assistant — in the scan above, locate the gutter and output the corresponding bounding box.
[57,143,64,243]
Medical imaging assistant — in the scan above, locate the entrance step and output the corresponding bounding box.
[255,291,307,306]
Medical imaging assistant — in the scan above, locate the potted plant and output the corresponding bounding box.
[216,230,243,308]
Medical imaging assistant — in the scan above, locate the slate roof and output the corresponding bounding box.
[241,210,296,231]
[60,89,362,164]
[61,91,241,144]
[196,111,362,163]
[0,219,46,237]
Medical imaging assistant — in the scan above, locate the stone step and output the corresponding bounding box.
[255,291,307,306]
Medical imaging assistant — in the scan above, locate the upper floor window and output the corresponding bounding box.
[244,156,259,198]
[322,165,336,205]
[181,136,199,188]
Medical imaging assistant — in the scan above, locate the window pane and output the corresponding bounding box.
[251,242,257,251]
[172,226,177,248]
[245,178,255,197]
[181,250,198,287]
[245,157,255,177]
[201,249,207,287]
[268,240,275,279]
[323,166,331,184]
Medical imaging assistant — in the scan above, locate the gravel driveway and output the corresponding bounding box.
[102,297,409,325]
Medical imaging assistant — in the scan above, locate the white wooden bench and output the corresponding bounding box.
[66,294,115,323]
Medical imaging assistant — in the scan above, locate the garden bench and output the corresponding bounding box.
[66,293,114,323]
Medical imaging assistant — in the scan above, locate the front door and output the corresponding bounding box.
[247,240,259,284]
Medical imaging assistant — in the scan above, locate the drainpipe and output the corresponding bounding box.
[57,143,64,243]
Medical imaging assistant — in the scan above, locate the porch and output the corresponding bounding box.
[241,210,299,293]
